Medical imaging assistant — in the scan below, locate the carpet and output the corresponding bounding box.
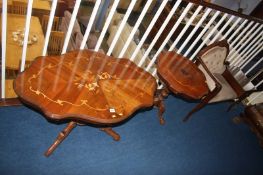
[0,96,263,175]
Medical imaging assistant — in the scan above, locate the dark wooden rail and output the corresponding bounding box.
[183,0,263,24]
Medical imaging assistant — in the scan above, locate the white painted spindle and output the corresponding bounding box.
[118,0,153,58]
[80,0,102,49]
[228,19,248,42]
[169,5,202,51]
[245,57,263,75]
[256,80,263,89]
[248,92,263,105]
[1,0,7,98]
[94,0,120,51]
[189,12,228,60]
[20,0,33,72]
[130,0,169,61]
[209,15,235,44]
[177,8,212,54]
[138,0,182,67]
[228,21,255,59]
[183,10,221,57]
[222,17,242,40]
[236,38,263,67]
[42,0,58,56]
[228,23,260,62]
[146,2,196,72]
[107,0,137,55]
[61,0,81,54]
[232,30,263,67]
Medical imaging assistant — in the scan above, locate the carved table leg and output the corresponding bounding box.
[45,121,77,157]
[100,127,120,141]
[154,97,165,125]
[154,88,169,125]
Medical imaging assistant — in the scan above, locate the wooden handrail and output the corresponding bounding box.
[182,0,263,24]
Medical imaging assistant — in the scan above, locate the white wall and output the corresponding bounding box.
[211,0,261,15]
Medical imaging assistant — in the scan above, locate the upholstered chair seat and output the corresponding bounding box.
[184,40,257,121]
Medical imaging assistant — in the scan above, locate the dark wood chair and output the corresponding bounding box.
[184,39,258,121]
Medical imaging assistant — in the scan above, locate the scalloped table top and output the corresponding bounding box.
[157,51,209,100]
[14,50,157,124]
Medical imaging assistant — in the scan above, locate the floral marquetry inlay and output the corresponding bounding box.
[14,50,157,124]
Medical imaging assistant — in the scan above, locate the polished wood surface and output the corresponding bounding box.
[0,98,22,106]
[157,51,209,100]
[0,14,45,69]
[14,50,157,124]
[1,0,51,11]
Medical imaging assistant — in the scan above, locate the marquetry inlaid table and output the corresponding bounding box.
[14,50,157,156]
[156,51,209,122]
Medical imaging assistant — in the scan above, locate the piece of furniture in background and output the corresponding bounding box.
[184,40,257,121]
[233,103,263,147]
[30,0,51,21]
[55,1,69,17]
[10,0,27,15]
[41,15,60,34]
[5,0,50,20]
[156,51,209,123]
[0,14,45,70]
[60,10,98,51]
[107,12,153,71]
[14,50,157,156]
[117,0,144,12]
[48,31,65,56]
[146,2,204,50]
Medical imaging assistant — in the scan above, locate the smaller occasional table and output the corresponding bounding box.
[14,50,157,156]
[156,51,209,121]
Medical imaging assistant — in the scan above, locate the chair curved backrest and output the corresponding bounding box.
[197,40,229,74]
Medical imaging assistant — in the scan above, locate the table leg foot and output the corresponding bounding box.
[100,127,120,141]
[45,121,77,157]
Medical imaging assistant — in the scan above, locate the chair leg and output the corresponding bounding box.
[183,100,208,122]
[100,127,120,141]
[45,121,77,157]
[183,85,221,122]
